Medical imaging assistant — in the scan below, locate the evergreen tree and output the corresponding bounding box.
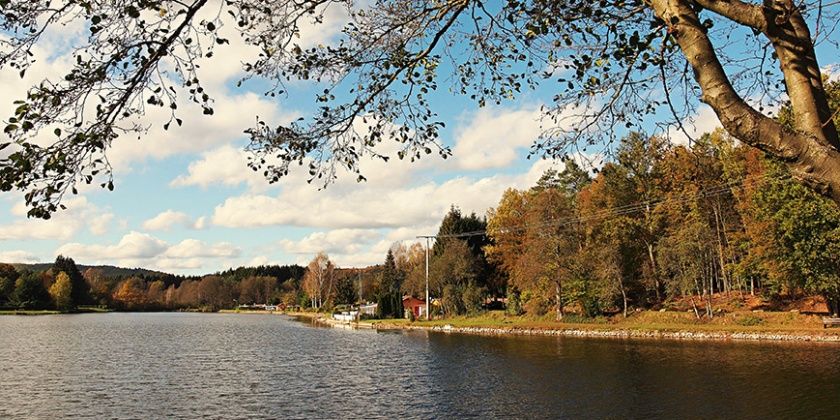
[53,255,88,308]
[377,249,404,318]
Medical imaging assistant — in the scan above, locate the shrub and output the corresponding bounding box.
[737,315,764,326]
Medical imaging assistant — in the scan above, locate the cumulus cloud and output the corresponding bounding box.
[279,229,381,255]
[143,210,194,231]
[55,232,242,273]
[0,197,112,241]
[667,105,722,146]
[0,250,40,263]
[57,231,168,260]
[88,213,116,236]
[164,239,241,259]
[169,145,268,190]
[452,107,543,170]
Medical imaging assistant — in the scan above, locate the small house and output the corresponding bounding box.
[402,296,427,319]
[358,303,378,317]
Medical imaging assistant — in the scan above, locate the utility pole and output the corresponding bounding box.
[418,235,434,320]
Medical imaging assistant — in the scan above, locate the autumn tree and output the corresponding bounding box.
[303,252,335,310]
[196,275,235,311]
[239,276,277,304]
[146,280,166,309]
[396,242,428,297]
[112,277,148,310]
[53,255,88,308]
[49,271,73,311]
[431,239,484,316]
[83,268,113,306]
[433,206,501,296]
[488,163,589,319]
[3,1,837,219]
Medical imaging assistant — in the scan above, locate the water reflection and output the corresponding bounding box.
[1,313,838,419]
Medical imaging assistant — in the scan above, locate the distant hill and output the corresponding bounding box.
[8,263,172,279]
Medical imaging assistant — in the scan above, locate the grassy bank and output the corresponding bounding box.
[0,309,63,315]
[360,309,840,339]
[0,306,113,316]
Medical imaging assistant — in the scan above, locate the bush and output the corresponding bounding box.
[737,315,764,326]
[523,295,550,316]
[462,282,485,314]
[506,288,523,315]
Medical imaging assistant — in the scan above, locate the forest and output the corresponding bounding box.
[4,126,839,319]
[3,80,840,318]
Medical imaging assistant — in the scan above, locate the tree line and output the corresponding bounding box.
[251,118,840,321]
[479,129,839,319]
[0,257,308,312]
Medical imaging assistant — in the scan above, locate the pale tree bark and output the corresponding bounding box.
[647,0,840,202]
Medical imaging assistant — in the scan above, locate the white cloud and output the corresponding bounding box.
[211,157,557,231]
[193,216,207,230]
[0,250,40,263]
[0,197,110,241]
[667,105,722,146]
[154,258,205,270]
[54,232,242,273]
[142,210,192,231]
[88,213,116,236]
[58,231,168,260]
[170,145,268,190]
[248,255,271,267]
[279,229,381,255]
[452,107,543,170]
[823,64,840,82]
[164,239,241,259]
[108,91,294,170]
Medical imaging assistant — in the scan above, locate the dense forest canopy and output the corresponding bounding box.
[0,0,838,218]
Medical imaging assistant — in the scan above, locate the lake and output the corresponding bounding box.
[1,313,839,419]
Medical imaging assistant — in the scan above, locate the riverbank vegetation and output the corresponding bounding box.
[0,258,308,313]
[4,126,840,324]
[3,83,840,327]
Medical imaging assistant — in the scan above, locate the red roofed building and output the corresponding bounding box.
[402,296,426,319]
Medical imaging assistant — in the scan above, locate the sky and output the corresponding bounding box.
[0,2,837,274]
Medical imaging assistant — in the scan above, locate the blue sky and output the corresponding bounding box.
[0,3,838,274]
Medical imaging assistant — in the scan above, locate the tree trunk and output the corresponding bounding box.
[713,206,731,295]
[555,281,564,321]
[619,278,628,318]
[646,241,661,301]
[648,0,840,204]
[690,296,701,320]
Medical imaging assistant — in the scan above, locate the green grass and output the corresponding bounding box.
[77,306,112,313]
[0,309,62,315]
[0,306,112,315]
[361,309,840,335]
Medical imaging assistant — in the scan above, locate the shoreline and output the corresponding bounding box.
[366,322,840,343]
[6,309,840,343]
[307,314,840,343]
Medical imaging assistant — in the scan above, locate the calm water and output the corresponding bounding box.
[1,313,839,419]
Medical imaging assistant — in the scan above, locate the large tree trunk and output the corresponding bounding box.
[648,0,840,203]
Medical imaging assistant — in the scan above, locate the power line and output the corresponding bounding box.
[423,171,787,240]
